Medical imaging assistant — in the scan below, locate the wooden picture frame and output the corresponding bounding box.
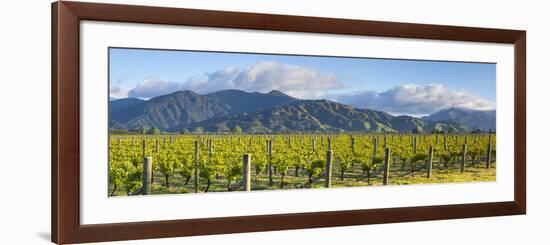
[51,1,526,244]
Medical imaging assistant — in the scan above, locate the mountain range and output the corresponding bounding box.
[109,90,495,133]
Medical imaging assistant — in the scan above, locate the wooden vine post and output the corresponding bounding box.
[486,134,492,168]
[142,156,152,195]
[383,148,391,185]
[325,150,333,188]
[242,154,251,191]
[265,140,270,175]
[193,140,199,193]
[268,139,273,186]
[461,143,467,173]
[427,145,434,178]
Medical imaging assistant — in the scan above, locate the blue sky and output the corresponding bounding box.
[109,47,496,116]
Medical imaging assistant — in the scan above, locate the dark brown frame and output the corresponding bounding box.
[51,1,526,244]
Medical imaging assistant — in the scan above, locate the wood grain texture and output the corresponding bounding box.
[61,1,524,43]
[51,1,527,244]
[52,1,81,243]
[51,2,58,243]
[514,33,527,213]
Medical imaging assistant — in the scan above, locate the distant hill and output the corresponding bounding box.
[109,90,297,131]
[109,89,494,133]
[121,90,231,130]
[109,98,146,126]
[182,99,472,133]
[182,99,392,133]
[110,98,145,112]
[206,89,297,114]
[422,107,496,131]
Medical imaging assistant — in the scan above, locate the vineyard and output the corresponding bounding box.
[108,133,496,196]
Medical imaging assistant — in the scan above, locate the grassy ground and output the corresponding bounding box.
[110,158,496,196]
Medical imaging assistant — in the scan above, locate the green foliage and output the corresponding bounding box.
[138,125,147,134]
[411,152,428,163]
[194,127,204,134]
[221,152,242,189]
[149,127,161,135]
[251,152,267,179]
[232,125,243,134]
[272,151,290,175]
[290,147,306,172]
[440,151,452,168]
[108,141,142,195]
[305,159,325,181]
[408,152,428,177]
[108,133,497,195]
[335,150,353,179]
[177,153,194,182]
[156,146,176,175]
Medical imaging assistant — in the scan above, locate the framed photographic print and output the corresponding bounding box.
[52,1,526,244]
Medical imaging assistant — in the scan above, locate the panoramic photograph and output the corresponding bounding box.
[108,47,496,196]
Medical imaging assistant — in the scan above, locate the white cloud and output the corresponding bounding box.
[127,78,182,99]
[182,67,241,94]
[123,62,343,99]
[109,86,129,99]
[232,62,342,98]
[118,64,494,117]
[335,84,495,115]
